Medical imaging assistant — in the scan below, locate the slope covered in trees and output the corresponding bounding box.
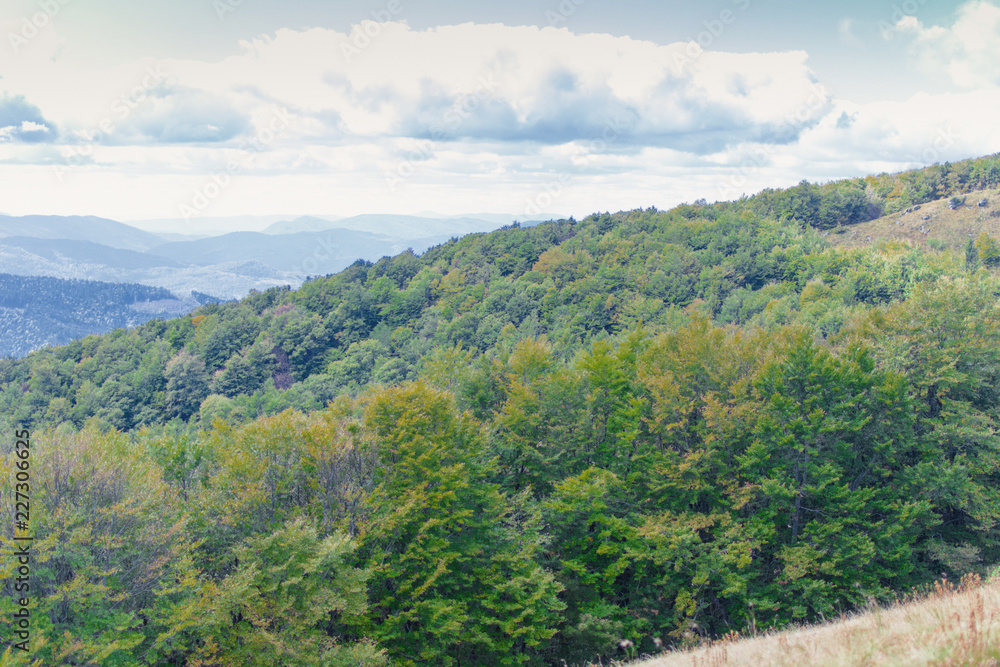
[0,274,195,358]
[3,156,1000,665]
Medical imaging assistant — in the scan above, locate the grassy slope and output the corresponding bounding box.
[827,189,1000,251]
[627,575,1000,667]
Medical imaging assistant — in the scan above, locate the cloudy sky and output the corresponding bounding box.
[0,0,998,224]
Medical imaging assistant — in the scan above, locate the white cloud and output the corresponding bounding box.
[3,23,832,151]
[892,0,1000,87]
[0,19,998,219]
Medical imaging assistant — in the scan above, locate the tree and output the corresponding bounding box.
[149,519,386,667]
[0,428,190,665]
[848,276,1000,577]
[354,382,565,666]
[741,330,925,622]
[165,350,210,420]
[966,237,980,271]
[212,338,278,398]
[974,232,1000,267]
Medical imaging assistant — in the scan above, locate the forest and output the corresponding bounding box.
[0,275,179,358]
[2,154,1000,665]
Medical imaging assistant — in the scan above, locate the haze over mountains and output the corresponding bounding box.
[0,212,556,294]
[0,211,558,356]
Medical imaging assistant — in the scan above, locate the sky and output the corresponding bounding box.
[0,0,998,225]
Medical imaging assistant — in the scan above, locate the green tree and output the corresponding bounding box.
[149,519,385,666]
[740,330,926,622]
[354,382,565,666]
[974,232,1000,267]
[165,350,210,420]
[966,237,980,271]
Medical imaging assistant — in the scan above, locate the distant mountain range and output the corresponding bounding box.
[146,228,402,274]
[125,212,556,238]
[0,211,560,355]
[0,213,558,293]
[0,214,165,251]
[1,236,187,270]
[261,214,514,238]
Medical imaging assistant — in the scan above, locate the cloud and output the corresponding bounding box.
[891,0,1000,87]
[1,20,999,220]
[775,88,1000,178]
[384,26,826,153]
[157,24,829,155]
[124,90,251,144]
[1,24,833,156]
[0,94,57,143]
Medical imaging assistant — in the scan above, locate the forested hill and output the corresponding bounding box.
[2,208,830,428]
[4,153,1000,430]
[0,274,186,358]
[3,154,1000,665]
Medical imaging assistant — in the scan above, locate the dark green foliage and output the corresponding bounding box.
[165,349,209,420]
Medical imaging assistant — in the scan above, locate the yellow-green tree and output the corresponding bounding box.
[353,381,564,666]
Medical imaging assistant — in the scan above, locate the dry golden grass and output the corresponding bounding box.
[629,574,1000,667]
[825,189,1000,252]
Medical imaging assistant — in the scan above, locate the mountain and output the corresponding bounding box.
[0,273,196,357]
[826,189,998,251]
[146,229,405,274]
[0,214,166,251]
[0,236,187,270]
[126,214,315,236]
[151,232,212,242]
[259,215,342,235]
[419,211,568,225]
[11,152,1000,426]
[262,213,517,239]
[0,241,302,300]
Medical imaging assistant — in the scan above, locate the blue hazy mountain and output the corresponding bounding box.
[0,237,187,270]
[145,229,406,274]
[0,215,166,251]
[261,214,548,239]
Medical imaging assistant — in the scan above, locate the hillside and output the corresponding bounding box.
[4,155,1000,665]
[827,189,1000,252]
[636,573,1000,666]
[0,273,194,357]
